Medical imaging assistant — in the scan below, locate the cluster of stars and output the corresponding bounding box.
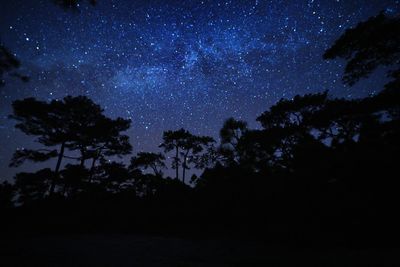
[0,0,398,179]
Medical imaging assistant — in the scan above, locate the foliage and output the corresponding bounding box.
[10,95,131,196]
[324,12,400,88]
[130,152,166,176]
[14,168,53,204]
[160,128,214,183]
[0,45,28,87]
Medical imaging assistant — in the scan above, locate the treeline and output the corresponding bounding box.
[0,87,398,241]
[0,12,399,244]
[1,95,218,203]
[5,89,397,207]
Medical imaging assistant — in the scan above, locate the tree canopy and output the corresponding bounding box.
[10,95,131,195]
[324,12,400,88]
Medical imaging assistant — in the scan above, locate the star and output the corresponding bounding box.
[0,0,398,179]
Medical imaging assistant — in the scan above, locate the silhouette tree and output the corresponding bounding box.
[309,97,373,146]
[240,92,331,171]
[160,128,191,181]
[54,95,106,168]
[219,117,248,165]
[0,44,28,87]
[180,135,215,183]
[323,10,400,147]
[160,128,214,183]
[94,161,131,193]
[10,96,92,195]
[59,164,90,198]
[84,117,132,180]
[256,91,329,129]
[324,12,400,88]
[10,95,131,195]
[10,97,70,196]
[194,143,226,169]
[14,168,54,205]
[130,152,166,176]
[9,149,58,168]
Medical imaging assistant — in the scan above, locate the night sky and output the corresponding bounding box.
[0,0,398,180]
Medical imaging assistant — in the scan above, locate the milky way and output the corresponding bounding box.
[0,0,398,179]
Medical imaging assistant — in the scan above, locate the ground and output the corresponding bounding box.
[1,234,399,266]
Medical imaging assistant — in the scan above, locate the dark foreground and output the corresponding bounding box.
[1,234,399,267]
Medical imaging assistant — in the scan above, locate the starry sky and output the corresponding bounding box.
[0,0,398,180]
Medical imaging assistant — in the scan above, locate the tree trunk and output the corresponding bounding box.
[88,156,97,183]
[182,159,186,184]
[79,148,86,167]
[49,141,65,196]
[175,146,179,180]
[62,183,67,198]
[182,150,190,184]
[151,164,159,176]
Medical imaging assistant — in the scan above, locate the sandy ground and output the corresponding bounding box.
[1,234,399,266]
